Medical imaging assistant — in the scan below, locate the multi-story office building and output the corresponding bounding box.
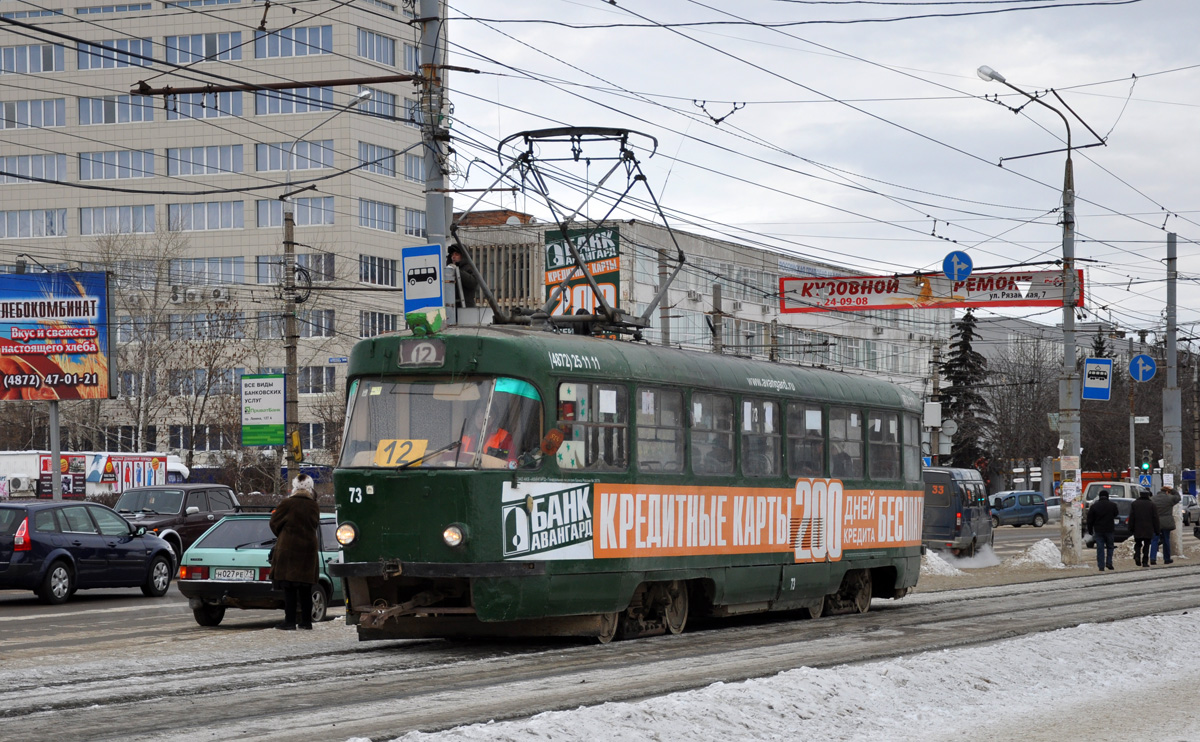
[0,0,429,468]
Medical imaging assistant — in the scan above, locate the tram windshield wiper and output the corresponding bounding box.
[397,439,460,470]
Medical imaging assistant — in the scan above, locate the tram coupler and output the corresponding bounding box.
[358,590,446,628]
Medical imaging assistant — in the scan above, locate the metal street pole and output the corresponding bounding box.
[978,65,1083,564]
[1164,232,1182,553]
[420,0,450,311]
[280,90,371,487]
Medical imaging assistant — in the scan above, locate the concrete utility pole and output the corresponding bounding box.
[1129,335,1137,483]
[658,249,671,347]
[1164,232,1183,552]
[930,342,942,466]
[712,284,724,355]
[420,0,451,282]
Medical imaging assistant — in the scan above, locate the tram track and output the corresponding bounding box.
[7,567,1200,741]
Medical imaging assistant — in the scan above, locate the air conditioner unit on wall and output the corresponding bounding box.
[686,290,701,302]
[184,288,201,303]
[7,474,34,492]
[169,286,185,305]
[731,301,743,312]
[873,326,885,334]
[127,294,144,308]
[211,287,230,303]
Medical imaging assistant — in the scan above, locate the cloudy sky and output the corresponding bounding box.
[444,0,1200,339]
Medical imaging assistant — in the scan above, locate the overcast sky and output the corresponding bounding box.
[445,0,1200,340]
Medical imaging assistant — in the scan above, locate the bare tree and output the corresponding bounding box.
[984,337,1058,486]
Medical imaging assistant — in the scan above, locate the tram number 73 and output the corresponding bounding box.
[793,479,843,561]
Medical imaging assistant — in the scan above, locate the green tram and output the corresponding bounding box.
[330,325,925,642]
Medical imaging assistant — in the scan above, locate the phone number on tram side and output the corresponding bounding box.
[2,372,100,390]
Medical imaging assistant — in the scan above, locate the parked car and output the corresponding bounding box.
[1082,497,1136,545]
[0,500,175,604]
[1045,496,1062,523]
[114,484,240,561]
[177,512,343,627]
[1180,494,1197,525]
[990,490,1049,528]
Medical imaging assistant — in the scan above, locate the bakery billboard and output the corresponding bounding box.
[0,272,113,399]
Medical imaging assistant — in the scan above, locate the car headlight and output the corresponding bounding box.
[442,524,467,548]
[335,522,358,547]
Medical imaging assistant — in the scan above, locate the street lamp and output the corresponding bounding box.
[280,88,372,487]
[978,65,1082,564]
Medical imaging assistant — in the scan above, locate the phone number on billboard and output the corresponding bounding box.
[3,373,99,390]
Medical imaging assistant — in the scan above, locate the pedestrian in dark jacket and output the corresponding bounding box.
[1149,486,1181,565]
[270,474,321,630]
[1127,489,1157,568]
[447,244,478,308]
[1086,490,1120,572]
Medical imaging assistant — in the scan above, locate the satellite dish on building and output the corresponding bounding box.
[505,216,522,225]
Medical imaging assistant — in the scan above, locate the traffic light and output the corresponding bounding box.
[1141,449,1152,472]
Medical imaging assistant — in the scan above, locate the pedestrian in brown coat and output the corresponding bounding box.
[270,474,321,630]
[1127,489,1157,568]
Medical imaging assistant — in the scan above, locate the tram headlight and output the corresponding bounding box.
[442,523,467,548]
[335,522,358,547]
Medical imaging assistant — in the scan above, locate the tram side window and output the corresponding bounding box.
[786,403,824,478]
[829,407,863,479]
[636,387,684,473]
[741,398,780,477]
[556,382,628,471]
[868,410,900,480]
[692,392,734,475]
[902,414,921,482]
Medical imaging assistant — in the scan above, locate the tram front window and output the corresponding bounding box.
[339,377,543,470]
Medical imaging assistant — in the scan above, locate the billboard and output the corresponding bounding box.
[544,227,620,316]
[779,269,1085,314]
[0,272,112,399]
[241,373,286,446]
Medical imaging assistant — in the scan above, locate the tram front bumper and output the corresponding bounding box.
[330,560,547,578]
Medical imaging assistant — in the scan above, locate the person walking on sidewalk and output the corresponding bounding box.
[1127,489,1157,568]
[1086,489,1120,572]
[1150,485,1181,565]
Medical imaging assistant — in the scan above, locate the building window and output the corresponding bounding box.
[2,99,66,129]
[256,256,281,285]
[364,0,395,12]
[169,425,231,451]
[358,142,396,177]
[77,38,152,69]
[168,369,207,395]
[164,0,240,7]
[298,308,334,338]
[168,313,245,340]
[79,150,154,180]
[254,26,332,57]
[359,311,397,338]
[359,254,396,286]
[79,205,153,235]
[168,201,244,231]
[359,86,395,119]
[404,208,426,237]
[299,422,326,449]
[404,152,424,182]
[254,87,333,115]
[169,257,245,285]
[359,199,396,232]
[1,44,65,74]
[256,197,334,227]
[117,370,157,398]
[165,32,242,63]
[0,209,68,238]
[78,95,154,125]
[166,145,243,176]
[2,154,68,184]
[255,141,333,171]
[357,29,395,66]
[403,42,419,72]
[298,253,334,282]
[4,9,65,17]
[256,311,283,339]
[75,4,152,14]
[298,366,335,394]
[167,92,242,120]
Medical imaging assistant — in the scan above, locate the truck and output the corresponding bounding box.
[0,451,189,500]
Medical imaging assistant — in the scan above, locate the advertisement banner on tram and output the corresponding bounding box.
[544,227,621,316]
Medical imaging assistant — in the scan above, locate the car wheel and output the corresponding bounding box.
[37,560,73,605]
[991,515,999,528]
[1033,514,1045,528]
[310,584,329,623]
[141,554,172,597]
[193,604,226,627]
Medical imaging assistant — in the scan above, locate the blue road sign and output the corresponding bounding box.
[943,251,973,282]
[401,244,444,313]
[1139,474,1152,488]
[922,457,932,467]
[1129,354,1157,382]
[1082,357,1113,401]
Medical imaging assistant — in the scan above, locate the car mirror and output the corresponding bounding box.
[134,526,147,536]
[186,506,200,515]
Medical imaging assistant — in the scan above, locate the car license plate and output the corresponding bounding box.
[212,568,256,581]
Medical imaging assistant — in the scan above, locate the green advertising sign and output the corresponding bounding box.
[241,374,286,446]
[544,227,620,315]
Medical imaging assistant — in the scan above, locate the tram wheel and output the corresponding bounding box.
[802,594,826,619]
[595,612,619,644]
[663,580,688,635]
[850,570,872,614]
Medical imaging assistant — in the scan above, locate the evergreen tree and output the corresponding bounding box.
[941,310,993,469]
[1091,332,1110,358]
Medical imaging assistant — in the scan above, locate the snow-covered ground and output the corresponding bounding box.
[379,540,1200,742]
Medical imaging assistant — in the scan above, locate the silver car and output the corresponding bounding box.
[1045,496,1062,523]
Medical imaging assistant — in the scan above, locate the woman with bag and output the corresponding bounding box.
[269,474,321,630]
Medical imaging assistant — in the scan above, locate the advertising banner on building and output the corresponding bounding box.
[779,269,1085,314]
[544,227,620,316]
[241,373,286,446]
[0,272,112,399]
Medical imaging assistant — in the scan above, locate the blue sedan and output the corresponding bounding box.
[990,490,1050,528]
[0,500,176,604]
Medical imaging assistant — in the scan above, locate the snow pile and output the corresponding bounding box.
[387,612,1200,742]
[1004,538,1064,568]
[920,550,964,576]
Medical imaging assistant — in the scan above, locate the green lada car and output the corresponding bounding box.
[177,512,343,627]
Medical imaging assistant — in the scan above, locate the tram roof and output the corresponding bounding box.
[351,325,920,410]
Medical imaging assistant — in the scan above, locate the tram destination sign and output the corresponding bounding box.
[779,269,1085,313]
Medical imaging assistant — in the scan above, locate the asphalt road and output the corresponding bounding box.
[5,566,1200,741]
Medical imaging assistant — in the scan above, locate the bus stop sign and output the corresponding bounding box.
[401,244,443,313]
[1082,357,1112,401]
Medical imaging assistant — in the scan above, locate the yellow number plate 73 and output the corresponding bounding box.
[373,439,430,467]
